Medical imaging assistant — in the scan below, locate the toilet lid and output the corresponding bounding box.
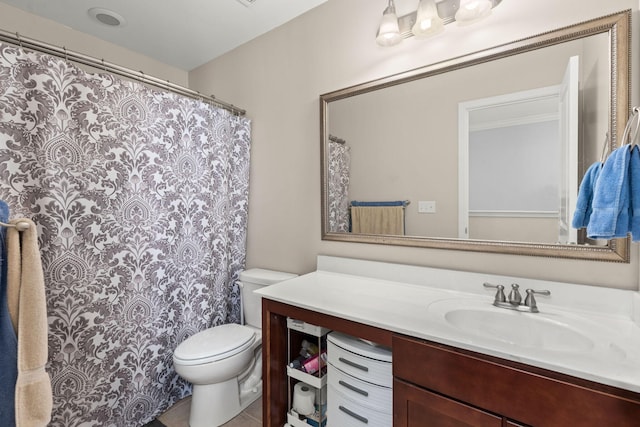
[174,324,256,365]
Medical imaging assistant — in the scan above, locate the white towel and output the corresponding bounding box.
[7,218,52,427]
[351,206,405,235]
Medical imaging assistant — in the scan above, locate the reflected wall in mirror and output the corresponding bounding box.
[321,10,630,262]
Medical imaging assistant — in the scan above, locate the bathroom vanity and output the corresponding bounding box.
[258,256,640,426]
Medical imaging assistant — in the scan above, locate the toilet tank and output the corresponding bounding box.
[239,268,297,328]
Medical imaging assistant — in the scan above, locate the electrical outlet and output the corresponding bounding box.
[418,201,436,214]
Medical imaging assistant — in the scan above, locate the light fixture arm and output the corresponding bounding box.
[385,0,396,14]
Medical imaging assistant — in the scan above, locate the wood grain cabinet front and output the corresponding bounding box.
[394,378,502,427]
[261,299,640,427]
[392,334,640,427]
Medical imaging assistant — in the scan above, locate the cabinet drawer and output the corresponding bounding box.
[327,334,391,387]
[328,383,392,427]
[328,363,392,413]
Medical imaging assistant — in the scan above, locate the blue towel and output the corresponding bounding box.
[571,161,602,229]
[350,200,406,207]
[587,146,631,239]
[0,200,16,426]
[629,146,640,241]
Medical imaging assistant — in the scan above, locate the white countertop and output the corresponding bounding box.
[257,256,640,393]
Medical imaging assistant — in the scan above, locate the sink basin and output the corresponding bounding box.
[444,308,594,351]
[428,298,595,352]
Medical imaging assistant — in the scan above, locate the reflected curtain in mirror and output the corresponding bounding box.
[327,137,351,233]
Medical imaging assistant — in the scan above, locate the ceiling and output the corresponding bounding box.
[0,0,328,70]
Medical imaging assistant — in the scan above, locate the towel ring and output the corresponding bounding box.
[631,108,640,146]
[620,107,640,148]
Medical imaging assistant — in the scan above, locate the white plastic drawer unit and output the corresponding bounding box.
[327,331,392,387]
[327,332,392,427]
[328,363,392,410]
[328,383,393,427]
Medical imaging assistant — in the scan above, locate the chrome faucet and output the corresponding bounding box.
[483,282,550,313]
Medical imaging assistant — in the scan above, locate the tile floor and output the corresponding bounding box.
[157,396,262,427]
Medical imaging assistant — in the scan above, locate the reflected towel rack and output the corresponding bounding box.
[349,200,409,235]
[350,200,411,207]
[329,134,346,144]
[0,221,30,231]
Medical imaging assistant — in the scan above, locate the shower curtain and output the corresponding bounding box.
[0,42,251,426]
[327,140,351,233]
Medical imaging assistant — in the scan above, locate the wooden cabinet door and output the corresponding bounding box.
[394,379,502,427]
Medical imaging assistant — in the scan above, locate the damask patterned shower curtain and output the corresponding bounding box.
[0,42,251,426]
[327,140,351,232]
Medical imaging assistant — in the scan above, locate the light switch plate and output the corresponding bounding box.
[418,201,436,213]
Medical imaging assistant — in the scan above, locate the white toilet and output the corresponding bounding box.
[173,268,297,427]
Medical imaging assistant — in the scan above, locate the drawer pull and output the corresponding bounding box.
[339,357,369,372]
[338,380,369,397]
[339,405,369,424]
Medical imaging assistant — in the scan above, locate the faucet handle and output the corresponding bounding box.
[508,283,522,306]
[483,282,506,303]
[524,288,551,312]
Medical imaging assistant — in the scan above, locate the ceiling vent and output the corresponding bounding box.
[88,8,126,27]
[235,0,258,7]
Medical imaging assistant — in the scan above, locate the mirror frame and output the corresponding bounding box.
[320,10,631,262]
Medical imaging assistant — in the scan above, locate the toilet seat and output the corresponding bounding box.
[174,324,256,366]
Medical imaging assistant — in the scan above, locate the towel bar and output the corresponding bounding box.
[0,221,30,231]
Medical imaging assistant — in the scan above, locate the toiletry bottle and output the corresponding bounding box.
[301,350,327,375]
[301,340,319,357]
[289,355,307,370]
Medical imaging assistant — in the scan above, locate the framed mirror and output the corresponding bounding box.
[320,10,631,262]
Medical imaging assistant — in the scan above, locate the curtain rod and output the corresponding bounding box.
[0,29,246,116]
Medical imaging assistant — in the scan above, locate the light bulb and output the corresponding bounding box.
[412,0,444,38]
[455,0,492,23]
[376,0,402,46]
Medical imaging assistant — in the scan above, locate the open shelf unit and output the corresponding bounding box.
[284,318,330,427]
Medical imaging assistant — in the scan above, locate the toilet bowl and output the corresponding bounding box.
[173,324,261,426]
[173,268,297,427]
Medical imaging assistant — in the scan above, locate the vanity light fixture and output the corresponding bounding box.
[376,0,503,47]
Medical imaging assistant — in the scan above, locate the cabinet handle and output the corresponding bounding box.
[338,380,369,397]
[339,405,369,424]
[339,357,369,372]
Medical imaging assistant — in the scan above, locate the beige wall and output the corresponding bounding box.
[0,3,188,86]
[190,0,640,290]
